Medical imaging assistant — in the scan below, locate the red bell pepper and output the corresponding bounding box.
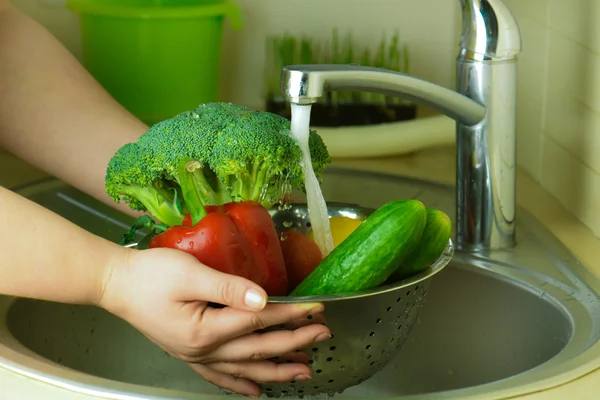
[148,200,289,296]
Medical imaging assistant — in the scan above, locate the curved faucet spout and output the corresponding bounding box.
[281,64,486,127]
[280,1,521,253]
[460,0,522,60]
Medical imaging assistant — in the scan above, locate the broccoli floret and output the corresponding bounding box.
[105,143,185,226]
[105,102,331,229]
[209,108,331,208]
[132,104,240,224]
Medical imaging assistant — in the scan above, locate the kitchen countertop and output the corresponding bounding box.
[1,147,600,399]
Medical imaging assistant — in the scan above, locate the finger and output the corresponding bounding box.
[189,363,261,398]
[202,323,331,363]
[281,311,328,329]
[270,351,311,364]
[179,261,269,312]
[202,302,325,343]
[207,360,313,384]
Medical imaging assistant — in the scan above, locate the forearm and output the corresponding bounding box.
[0,2,147,214]
[0,185,127,304]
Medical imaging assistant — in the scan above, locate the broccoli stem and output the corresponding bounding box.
[116,184,185,226]
[228,161,276,209]
[119,215,168,246]
[176,158,233,225]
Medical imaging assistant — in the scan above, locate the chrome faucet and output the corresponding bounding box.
[280,0,522,253]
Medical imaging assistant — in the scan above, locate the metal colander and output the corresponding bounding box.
[254,202,454,398]
[133,202,453,398]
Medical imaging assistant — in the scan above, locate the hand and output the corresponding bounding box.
[100,247,331,397]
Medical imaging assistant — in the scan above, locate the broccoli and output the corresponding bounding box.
[209,107,329,206]
[105,102,331,228]
[105,142,185,227]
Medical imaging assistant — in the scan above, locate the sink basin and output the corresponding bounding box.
[1,167,600,400]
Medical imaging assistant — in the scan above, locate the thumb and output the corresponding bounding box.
[186,262,268,312]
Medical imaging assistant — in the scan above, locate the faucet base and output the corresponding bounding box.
[455,56,517,252]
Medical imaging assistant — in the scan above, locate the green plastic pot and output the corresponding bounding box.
[66,0,243,125]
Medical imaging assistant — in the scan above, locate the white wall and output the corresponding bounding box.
[12,0,460,109]
[217,0,460,108]
[503,0,600,238]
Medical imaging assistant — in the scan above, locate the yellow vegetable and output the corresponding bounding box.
[308,216,363,248]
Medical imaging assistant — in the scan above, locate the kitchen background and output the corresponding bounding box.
[4,0,600,239]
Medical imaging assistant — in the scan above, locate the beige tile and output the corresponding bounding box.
[516,92,543,181]
[541,135,600,237]
[549,0,600,54]
[546,31,591,108]
[545,31,600,172]
[504,0,549,27]
[546,9,600,115]
[516,16,550,100]
[544,93,600,174]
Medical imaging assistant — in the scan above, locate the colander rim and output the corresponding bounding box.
[267,238,454,303]
[127,201,455,303]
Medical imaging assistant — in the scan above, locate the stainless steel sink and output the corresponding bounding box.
[1,167,600,400]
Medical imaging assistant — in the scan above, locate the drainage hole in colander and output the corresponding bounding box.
[397,324,402,330]
[330,346,336,351]
[370,361,375,366]
[312,347,318,352]
[308,360,314,365]
[415,285,419,290]
[367,354,372,359]
[326,357,333,361]
[265,388,272,391]
[369,331,375,336]
[365,344,371,350]
[396,297,402,302]
[376,318,382,323]
[406,290,411,296]
[328,379,334,383]
[316,369,322,374]
[313,386,319,390]
[386,306,392,312]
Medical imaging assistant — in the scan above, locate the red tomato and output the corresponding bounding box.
[279,231,323,293]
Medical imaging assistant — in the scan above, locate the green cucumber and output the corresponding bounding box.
[389,207,452,282]
[290,199,427,296]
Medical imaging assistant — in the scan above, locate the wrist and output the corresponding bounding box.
[97,244,133,316]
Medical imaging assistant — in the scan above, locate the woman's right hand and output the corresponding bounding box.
[99,246,331,398]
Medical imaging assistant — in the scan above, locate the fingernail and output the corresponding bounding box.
[315,333,332,343]
[293,374,312,381]
[244,289,266,310]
